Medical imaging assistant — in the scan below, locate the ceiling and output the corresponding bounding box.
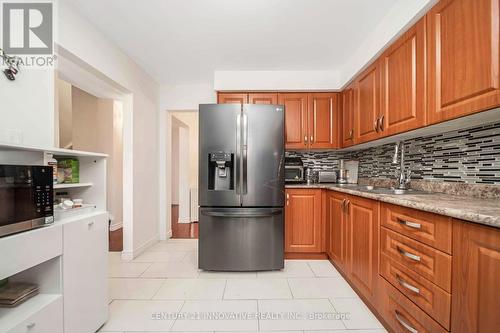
[64,0,408,86]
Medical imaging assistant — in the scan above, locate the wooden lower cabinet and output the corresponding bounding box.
[451,220,500,333]
[345,195,380,304]
[290,188,500,333]
[382,279,448,333]
[285,189,324,254]
[325,191,347,270]
[326,192,380,304]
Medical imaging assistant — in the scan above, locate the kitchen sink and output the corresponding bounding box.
[363,187,430,195]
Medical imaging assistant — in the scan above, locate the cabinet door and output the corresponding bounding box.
[285,189,323,253]
[248,93,278,105]
[346,195,379,303]
[218,92,248,104]
[427,0,500,124]
[63,213,108,333]
[380,18,426,135]
[451,220,500,333]
[326,191,347,270]
[308,93,339,149]
[279,93,308,150]
[341,87,355,147]
[355,63,382,144]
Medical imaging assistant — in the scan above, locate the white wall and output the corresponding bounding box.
[171,111,199,189]
[214,70,341,92]
[0,70,54,147]
[111,101,124,228]
[178,125,190,223]
[171,123,180,205]
[56,79,73,148]
[71,86,99,151]
[56,1,161,257]
[160,83,216,111]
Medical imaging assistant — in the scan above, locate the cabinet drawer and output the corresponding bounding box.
[381,204,452,254]
[0,224,62,280]
[381,228,452,292]
[380,254,451,329]
[382,279,448,333]
[7,296,63,333]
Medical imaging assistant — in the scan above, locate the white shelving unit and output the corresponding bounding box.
[0,143,108,333]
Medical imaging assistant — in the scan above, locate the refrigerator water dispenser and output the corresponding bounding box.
[208,152,234,190]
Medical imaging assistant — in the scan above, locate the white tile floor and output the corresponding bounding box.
[100,239,386,333]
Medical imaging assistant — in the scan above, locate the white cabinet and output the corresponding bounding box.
[62,213,109,333]
[6,296,63,333]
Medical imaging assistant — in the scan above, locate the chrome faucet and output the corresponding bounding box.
[392,141,412,190]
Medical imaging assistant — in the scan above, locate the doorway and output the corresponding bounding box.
[170,111,199,238]
[55,77,124,251]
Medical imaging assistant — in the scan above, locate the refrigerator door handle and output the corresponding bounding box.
[201,209,282,218]
[236,113,242,201]
[242,112,248,195]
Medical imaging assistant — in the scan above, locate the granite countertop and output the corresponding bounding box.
[285,183,500,229]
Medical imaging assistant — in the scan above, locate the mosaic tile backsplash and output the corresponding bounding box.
[287,121,500,184]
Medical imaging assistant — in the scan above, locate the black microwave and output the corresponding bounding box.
[0,165,54,238]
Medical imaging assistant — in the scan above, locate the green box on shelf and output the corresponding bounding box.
[57,158,80,183]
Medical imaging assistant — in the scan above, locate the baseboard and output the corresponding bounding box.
[109,220,123,231]
[121,234,160,261]
[284,252,328,259]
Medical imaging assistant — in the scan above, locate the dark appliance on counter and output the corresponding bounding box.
[0,165,54,237]
[284,157,305,183]
[199,104,285,271]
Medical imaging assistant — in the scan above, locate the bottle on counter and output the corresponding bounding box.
[47,154,58,185]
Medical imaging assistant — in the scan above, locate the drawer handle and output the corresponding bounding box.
[397,246,421,262]
[88,221,95,227]
[395,310,418,333]
[398,219,421,229]
[27,322,36,329]
[396,274,420,294]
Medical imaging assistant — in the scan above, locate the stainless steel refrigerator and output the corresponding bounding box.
[198,103,285,271]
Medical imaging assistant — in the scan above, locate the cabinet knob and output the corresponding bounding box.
[304,136,308,144]
[349,129,354,139]
[27,322,36,329]
[310,135,314,143]
[88,221,95,227]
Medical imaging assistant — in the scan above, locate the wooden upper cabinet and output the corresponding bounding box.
[427,0,500,124]
[248,93,278,105]
[341,87,355,147]
[355,62,382,144]
[285,189,323,253]
[346,195,380,303]
[380,18,426,135]
[279,93,308,150]
[452,220,500,333]
[308,93,339,149]
[217,92,248,104]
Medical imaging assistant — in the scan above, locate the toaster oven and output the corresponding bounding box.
[284,157,304,183]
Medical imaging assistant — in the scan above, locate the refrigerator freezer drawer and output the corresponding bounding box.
[199,207,284,271]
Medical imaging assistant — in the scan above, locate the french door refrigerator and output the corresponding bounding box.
[198,103,285,271]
